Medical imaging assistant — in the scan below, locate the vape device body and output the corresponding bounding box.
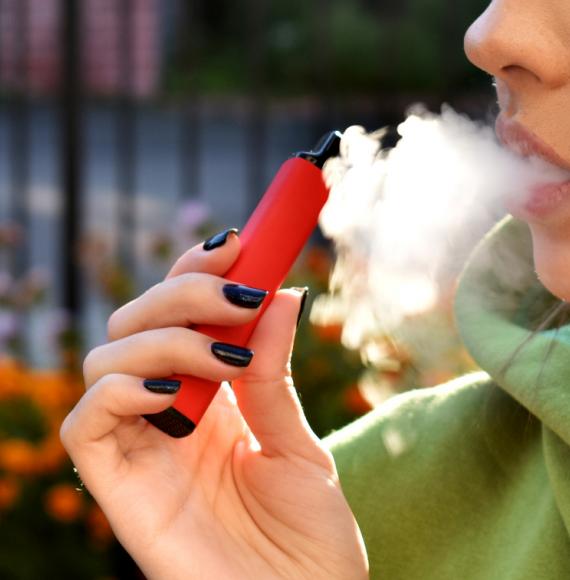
[144,131,342,437]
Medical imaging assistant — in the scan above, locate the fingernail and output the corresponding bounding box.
[143,379,181,394]
[203,228,239,251]
[211,342,254,367]
[223,283,268,309]
[292,287,309,328]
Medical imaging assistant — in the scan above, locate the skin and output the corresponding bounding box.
[464,0,570,300]
[60,234,368,580]
[61,2,570,577]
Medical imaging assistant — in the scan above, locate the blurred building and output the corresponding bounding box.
[0,0,161,97]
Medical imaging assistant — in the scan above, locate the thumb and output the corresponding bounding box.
[239,286,308,384]
[232,288,323,459]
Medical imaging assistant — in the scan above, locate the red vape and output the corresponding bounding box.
[144,131,342,437]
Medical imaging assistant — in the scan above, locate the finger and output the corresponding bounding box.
[106,229,240,339]
[166,228,240,279]
[232,289,328,463]
[83,327,252,389]
[60,373,177,490]
[107,273,267,341]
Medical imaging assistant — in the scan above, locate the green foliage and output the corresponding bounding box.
[165,0,491,96]
[0,487,112,580]
[328,2,385,93]
[0,361,116,579]
[0,397,47,443]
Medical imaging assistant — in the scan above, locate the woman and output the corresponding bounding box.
[60,1,570,578]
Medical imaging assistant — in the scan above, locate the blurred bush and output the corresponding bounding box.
[165,0,490,96]
[0,358,114,579]
[0,229,113,579]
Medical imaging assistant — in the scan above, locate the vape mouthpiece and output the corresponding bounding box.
[295,130,342,169]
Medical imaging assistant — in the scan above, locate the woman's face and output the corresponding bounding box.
[464,0,570,300]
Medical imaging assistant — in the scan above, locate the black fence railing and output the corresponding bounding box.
[61,0,81,317]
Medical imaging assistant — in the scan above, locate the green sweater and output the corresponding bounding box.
[326,218,570,579]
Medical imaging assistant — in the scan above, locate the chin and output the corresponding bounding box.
[530,226,570,302]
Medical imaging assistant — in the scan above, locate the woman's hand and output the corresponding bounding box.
[60,231,368,580]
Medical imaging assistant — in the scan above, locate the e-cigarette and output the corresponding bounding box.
[144,130,342,437]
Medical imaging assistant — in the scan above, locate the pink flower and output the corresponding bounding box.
[0,311,19,341]
[176,200,210,233]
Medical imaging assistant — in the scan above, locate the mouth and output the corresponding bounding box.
[495,115,570,171]
[495,115,570,220]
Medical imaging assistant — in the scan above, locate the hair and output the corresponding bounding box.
[498,299,570,385]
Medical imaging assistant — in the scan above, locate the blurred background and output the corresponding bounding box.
[0,0,491,577]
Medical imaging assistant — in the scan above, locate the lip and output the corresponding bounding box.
[495,116,570,170]
[496,116,570,220]
[518,181,570,218]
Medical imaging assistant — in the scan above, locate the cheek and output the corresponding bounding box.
[529,225,570,301]
[531,90,570,169]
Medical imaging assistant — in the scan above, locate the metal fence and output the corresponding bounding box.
[0,0,492,364]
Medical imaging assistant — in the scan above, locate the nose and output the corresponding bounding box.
[464,0,570,89]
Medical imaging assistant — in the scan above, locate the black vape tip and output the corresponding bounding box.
[294,130,342,169]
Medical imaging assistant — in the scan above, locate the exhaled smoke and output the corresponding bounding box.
[311,105,570,352]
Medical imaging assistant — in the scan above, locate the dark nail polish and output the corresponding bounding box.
[143,379,181,394]
[292,287,309,328]
[211,342,254,367]
[222,283,268,309]
[203,228,239,251]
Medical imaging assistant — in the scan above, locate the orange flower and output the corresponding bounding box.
[38,434,69,473]
[313,323,343,342]
[0,477,19,510]
[45,483,83,523]
[304,247,331,281]
[305,358,330,379]
[86,504,114,546]
[28,370,79,410]
[343,385,373,415]
[0,357,27,399]
[0,439,39,475]
[60,347,81,371]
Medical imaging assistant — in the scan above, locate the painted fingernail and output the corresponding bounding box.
[292,287,309,328]
[143,379,181,394]
[222,283,268,309]
[211,342,254,367]
[203,228,239,251]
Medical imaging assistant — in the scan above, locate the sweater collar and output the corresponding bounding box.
[455,217,570,445]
